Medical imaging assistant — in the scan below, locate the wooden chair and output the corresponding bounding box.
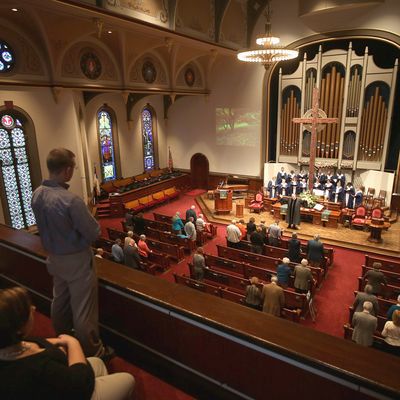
[249,192,264,213]
[351,205,367,230]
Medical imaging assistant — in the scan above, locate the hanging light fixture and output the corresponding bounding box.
[237,1,298,70]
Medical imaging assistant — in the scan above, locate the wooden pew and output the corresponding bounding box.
[362,265,400,288]
[147,227,196,252]
[106,227,185,261]
[353,291,397,317]
[365,254,400,274]
[357,277,400,300]
[217,245,323,288]
[173,273,221,297]
[204,254,245,276]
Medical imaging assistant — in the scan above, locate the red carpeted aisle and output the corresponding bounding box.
[100,190,365,338]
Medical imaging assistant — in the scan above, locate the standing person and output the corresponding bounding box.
[124,210,134,231]
[294,259,313,294]
[306,234,325,268]
[171,211,184,234]
[352,285,379,316]
[287,232,301,263]
[286,193,301,229]
[124,231,134,249]
[184,217,197,242]
[111,238,124,264]
[31,148,109,358]
[261,276,285,317]
[387,295,400,321]
[196,213,210,233]
[132,212,145,235]
[250,227,264,255]
[226,220,241,249]
[124,239,142,270]
[276,257,292,288]
[352,301,378,347]
[185,205,197,222]
[246,217,256,241]
[381,310,400,356]
[268,220,282,247]
[236,219,247,240]
[362,262,387,296]
[0,287,135,400]
[244,277,262,310]
[192,247,207,281]
[138,234,152,258]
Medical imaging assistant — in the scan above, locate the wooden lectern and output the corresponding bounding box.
[214,189,233,215]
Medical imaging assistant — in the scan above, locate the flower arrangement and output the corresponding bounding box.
[299,191,319,208]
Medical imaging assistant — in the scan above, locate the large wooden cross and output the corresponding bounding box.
[293,88,338,191]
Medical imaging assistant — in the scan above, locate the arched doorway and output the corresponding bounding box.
[190,153,209,189]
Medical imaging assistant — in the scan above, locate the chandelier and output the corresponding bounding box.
[237,1,298,70]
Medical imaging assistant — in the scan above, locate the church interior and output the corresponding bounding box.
[0,0,400,399]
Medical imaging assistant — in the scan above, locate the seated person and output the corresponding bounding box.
[0,287,135,400]
[138,234,152,258]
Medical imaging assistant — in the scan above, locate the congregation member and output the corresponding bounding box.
[124,239,142,270]
[132,212,145,235]
[185,205,197,222]
[236,219,247,240]
[31,148,108,359]
[226,220,241,249]
[276,258,292,288]
[259,220,268,243]
[267,176,279,198]
[287,232,301,263]
[184,217,197,242]
[352,285,379,316]
[0,287,135,400]
[306,234,325,268]
[124,231,135,249]
[286,193,301,229]
[344,182,355,208]
[171,211,184,234]
[138,234,152,258]
[196,213,210,233]
[192,247,207,281]
[244,277,262,310]
[381,310,400,356]
[268,220,282,247]
[246,217,257,241]
[261,276,285,317]
[351,301,377,347]
[294,259,313,294]
[111,238,124,264]
[124,210,134,231]
[387,295,400,320]
[250,226,264,255]
[95,248,104,258]
[362,262,387,296]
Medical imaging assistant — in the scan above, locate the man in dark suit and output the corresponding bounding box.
[351,301,377,347]
[185,205,197,222]
[306,234,324,267]
[362,262,387,296]
[352,285,379,316]
[287,232,301,263]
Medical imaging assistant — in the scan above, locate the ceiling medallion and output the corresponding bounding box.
[237,1,298,70]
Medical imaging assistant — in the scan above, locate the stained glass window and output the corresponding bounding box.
[142,107,156,171]
[0,41,15,72]
[98,109,116,181]
[0,115,35,229]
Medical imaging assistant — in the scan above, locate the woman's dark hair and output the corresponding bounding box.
[0,287,32,348]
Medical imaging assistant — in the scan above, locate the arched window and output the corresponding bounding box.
[0,108,40,229]
[97,107,118,181]
[141,105,158,171]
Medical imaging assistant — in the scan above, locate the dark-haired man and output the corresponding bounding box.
[32,148,111,359]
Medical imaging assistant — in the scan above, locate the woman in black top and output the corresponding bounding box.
[287,232,301,263]
[246,217,257,241]
[0,287,134,400]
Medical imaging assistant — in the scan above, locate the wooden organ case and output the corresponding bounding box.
[277,43,398,171]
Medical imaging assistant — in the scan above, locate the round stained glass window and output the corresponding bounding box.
[0,41,15,72]
[80,52,102,80]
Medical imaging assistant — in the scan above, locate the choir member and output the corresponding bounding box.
[291,177,299,195]
[344,182,355,209]
[277,167,286,184]
[337,170,345,187]
[267,176,279,198]
[300,178,307,193]
[324,180,333,201]
[331,180,344,203]
[354,186,364,207]
[281,178,289,196]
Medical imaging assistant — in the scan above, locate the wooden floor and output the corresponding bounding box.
[197,194,400,257]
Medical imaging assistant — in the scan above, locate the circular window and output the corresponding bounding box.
[0,41,15,72]
[184,67,195,87]
[142,60,157,84]
[80,52,102,80]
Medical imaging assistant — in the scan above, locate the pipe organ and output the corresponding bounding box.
[277,43,398,171]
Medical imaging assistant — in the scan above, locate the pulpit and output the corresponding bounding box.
[235,202,244,218]
[214,189,233,215]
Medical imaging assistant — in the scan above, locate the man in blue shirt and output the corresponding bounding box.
[277,257,292,288]
[32,148,108,359]
[111,238,124,263]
